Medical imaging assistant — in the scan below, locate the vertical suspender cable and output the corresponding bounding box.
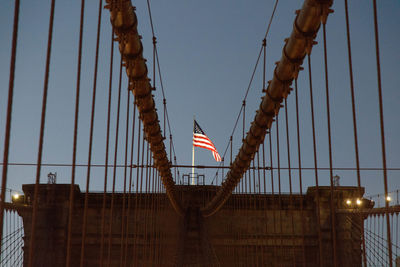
[28,0,54,266]
[135,133,146,266]
[321,21,338,266]
[284,99,296,267]
[132,119,142,263]
[294,78,306,266]
[66,0,85,265]
[269,131,277,266]
[307,54,323,266]
[80,0,102,265]
[100,28,115,266]
[143,142,150,261]
[119,90,131,265]
[202,0,333,217]
[123,102,136,267]
[372,0,393,265]
[106,0,183,215]
[0,0,20,246]
[343,0,367,265]
[276,116,283,267]
[106,58,123,267]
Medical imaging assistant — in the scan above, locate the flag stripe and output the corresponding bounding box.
[193,143,218,152]
[193,138,217,151]
[193,120,221,162]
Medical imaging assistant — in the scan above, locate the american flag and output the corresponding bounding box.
[193,120,221,162]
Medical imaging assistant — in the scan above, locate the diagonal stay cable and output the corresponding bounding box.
[105,0,183,215]
[211,0,279,184]
[146,0,181,179]
[202,0,334,217]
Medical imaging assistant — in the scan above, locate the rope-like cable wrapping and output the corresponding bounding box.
[202,0,333,217]
[105,0,183,216]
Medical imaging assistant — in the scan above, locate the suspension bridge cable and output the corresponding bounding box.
[211,0,280,183]
[100,28,115,265]
[202,0,333,217]
[106,57,124,267]
[350,215,393,264]
[80,0,103,265]
[154,47,181,177]
[307,53,324,267]
[0,0,20,246]
[294,78,306,267]
[372,0,393,265]
[344,0,367,263]
[145,0,181,178]
[268,127,278,266]
[131,119,142,264]
[119,88,131,265]
[345,214,384,265]
[3,162,400,171]
[276,115,284,267]
[29,0,55,265]
[106,0,183,217]
[322,19,338,267]
[66,0,85,264]
[284,98,296,267]
[123,102,137,267]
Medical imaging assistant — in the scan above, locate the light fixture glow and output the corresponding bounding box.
[356,199,362,205]
[346,199,352,205]
[12,193,19,200]
[386,196,391,202]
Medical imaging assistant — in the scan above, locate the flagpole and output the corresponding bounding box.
[192,116,195,185]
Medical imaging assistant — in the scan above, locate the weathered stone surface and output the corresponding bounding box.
[17,184,369,266]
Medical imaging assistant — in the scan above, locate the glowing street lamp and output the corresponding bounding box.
[346,199,352,206]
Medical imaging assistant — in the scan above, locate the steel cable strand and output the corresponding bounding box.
[131,118,142,264]
[0,234,23,261]
[29,0,56,266]
[283,99,296,267]
[364,226,400,251]
[105,0,183,215]
[0,239,24,266]
[80,0,103,265]
[350,214,397,264]
[344,213,379,265]
[202,0,333,218]
[349,216,391,265]
[276,116,284,267]
[306,53,324,266]
[66,0,85,265]
[269,130,277,266]
[294,78,307,266]
[0,0,20,246]
[106,57,124,267]
[142,142,150,263]
[14,245,25,267]
[123,102,137,267]
[321,20,339,266]
[343,0,367,263]
[212,0,280,183]
[144,0,182,180]
[372,0,393,265]
[119,89,131,266]
[0,227,22,243]
[100,28,115,265]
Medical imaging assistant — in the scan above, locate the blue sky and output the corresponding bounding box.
[0,0,399,201]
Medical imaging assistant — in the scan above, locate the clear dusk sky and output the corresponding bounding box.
[0,0,399,202]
